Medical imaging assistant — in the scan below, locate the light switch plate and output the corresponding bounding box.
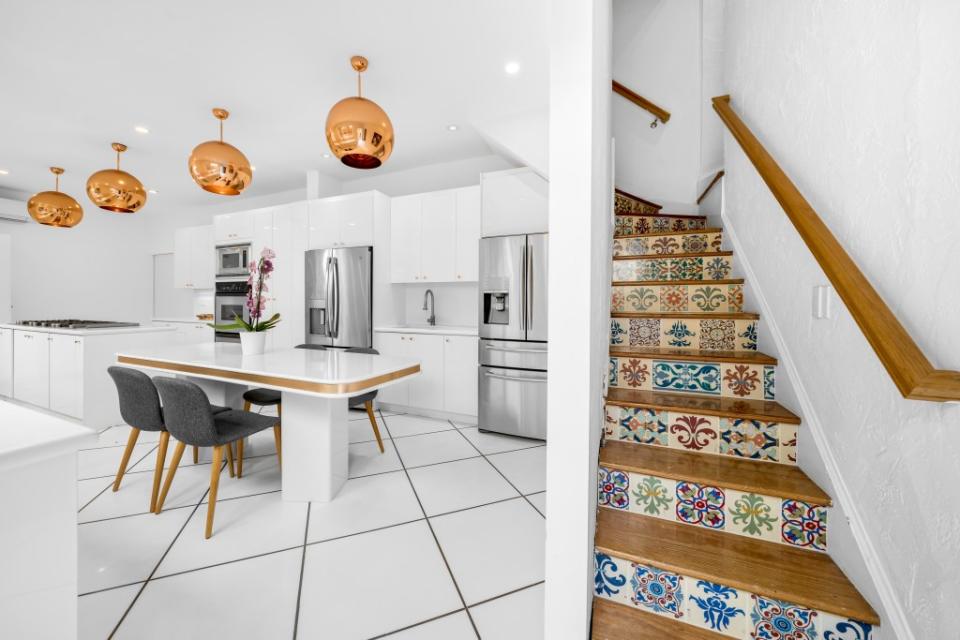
[812,285,834,319]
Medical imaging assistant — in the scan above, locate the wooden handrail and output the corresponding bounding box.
[612,81,671,124]
[696,170,725,205]
[712,95,960,402]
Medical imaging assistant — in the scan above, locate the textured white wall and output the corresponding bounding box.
[724,2,960,637]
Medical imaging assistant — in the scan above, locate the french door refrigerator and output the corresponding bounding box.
[304,246,373,348]
[478,233,548,440]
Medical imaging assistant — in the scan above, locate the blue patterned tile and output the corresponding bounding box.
[685,580,749,637]
[594,551,628,601]
[619,408,667,446]
[750,595,817,640]
[764,365,776,400]
[818,611,875,640]
[629,563,685,619]
[653,361,721,395]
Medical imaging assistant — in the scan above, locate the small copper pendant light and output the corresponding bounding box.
[188,108,253,196]
[326,56,395,169]
[86,143,147,213]
[27,167,84,227]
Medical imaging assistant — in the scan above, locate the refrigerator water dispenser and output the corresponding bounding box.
[483,292,509,325]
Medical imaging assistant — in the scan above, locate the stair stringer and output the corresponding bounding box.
[721,208,912,640]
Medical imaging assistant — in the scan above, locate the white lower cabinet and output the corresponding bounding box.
[0,327,13,397]
[49,334,83,418]
[373,331,478,416]
[443,336,478,415]
[13,330,50,408]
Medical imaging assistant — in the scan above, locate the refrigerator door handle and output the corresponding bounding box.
[483,371,547,383]
[324,257,334,337]
[331,257,341,338]
[520,242,527,332]
[527,240,534,332]
[483,344,545,354]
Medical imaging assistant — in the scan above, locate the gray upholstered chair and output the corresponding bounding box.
[153,377,280,538]
[344,347,385,453]
[107,366,168,513]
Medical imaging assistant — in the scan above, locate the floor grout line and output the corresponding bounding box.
[448,420,546,520]
[292,502,312,640]
[78,487,285,525]
[379,410,482,640]
[366,608,467,639]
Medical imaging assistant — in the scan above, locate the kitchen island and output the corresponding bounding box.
[0,400,96,639]
[117,343,419,501]
[0,323,176,428]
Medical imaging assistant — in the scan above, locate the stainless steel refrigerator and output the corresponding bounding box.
[478,233,548,440]
[304,246,373,348]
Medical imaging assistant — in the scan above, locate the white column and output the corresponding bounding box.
[544,0,613,638]
[279,391,349,502]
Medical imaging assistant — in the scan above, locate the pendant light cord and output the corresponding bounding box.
[219,119,224,143]
[357,71,363,98]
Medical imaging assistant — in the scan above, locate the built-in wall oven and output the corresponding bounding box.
[214,279,251,343]
[216,244,251,278]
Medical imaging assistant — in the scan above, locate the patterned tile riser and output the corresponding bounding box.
[609,318,760,353]
[614,193,662,216]
[593,551,875,639]
[613,232,723,257]
[603,405,796,465]
[608,357,775,400]
[612,255,735,282]
[615,215,708,235]
[612,283,744,313]
[598,467,827,552]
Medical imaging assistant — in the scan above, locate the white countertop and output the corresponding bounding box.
[0,400,96,473]
[374,324,478,337]
[0,323,176,336]
[117,342,420,397]
[152,318,212,324]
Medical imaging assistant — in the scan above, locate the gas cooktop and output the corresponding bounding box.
[16,320,141,329]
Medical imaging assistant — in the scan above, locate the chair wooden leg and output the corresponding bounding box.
[243,401,251,412]
[150,431,170,513]
[205,445,224,539]
[112,428,141,491]
[225,441,236,478]
[365,401,385,453]
[236,438,244,478]
[273,425,283,468]
[193,446,199,464]
[155,441,185,513]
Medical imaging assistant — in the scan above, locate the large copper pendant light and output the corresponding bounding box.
[86,142,147,213]
[326,56,394,169]
[27,167,84,227]
[188,108,252,196]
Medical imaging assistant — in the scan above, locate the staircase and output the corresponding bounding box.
[591,191,880,639]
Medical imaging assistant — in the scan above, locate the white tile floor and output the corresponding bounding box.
[77,409,547,639]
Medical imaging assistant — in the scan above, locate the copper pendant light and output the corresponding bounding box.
[27,167,84,227]
[326,56,394,169]
[86,143,147,213]
[188,108,252,196]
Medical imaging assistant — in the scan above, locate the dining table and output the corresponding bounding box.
[116,343,420,502]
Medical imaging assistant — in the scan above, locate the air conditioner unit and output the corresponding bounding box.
[0,197,28,223]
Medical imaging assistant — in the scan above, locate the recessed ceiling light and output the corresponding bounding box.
[447,124,458,132]
[505,61,520,75]
[134,126,150,134]
[148,189,158,194]
[0,169,8,175]
[251,165,257,171]
[323,153,331,159]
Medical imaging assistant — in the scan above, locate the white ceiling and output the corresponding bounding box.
[0,0,548,209]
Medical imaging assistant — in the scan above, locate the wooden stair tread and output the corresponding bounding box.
[601,441,829,504]
[595,509,880,625]
[612,311,759,320]
[609,346,776,365]
[613,251,733,261]
[606,388,801,425]
[613,278,744,286]
[616,227,723,238]
[591,598,722,639]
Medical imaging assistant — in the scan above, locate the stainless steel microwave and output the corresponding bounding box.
[216,244,250,277]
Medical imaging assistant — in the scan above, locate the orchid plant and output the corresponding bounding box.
[210,247,281,333]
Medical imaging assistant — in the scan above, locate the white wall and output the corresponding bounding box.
[612,0,703,209]
[474,111,549,178]
[544,0,612,637]
[723,2,960,637]
[0,234,10,322]
[0,189,153,322]
[341,154,513,197]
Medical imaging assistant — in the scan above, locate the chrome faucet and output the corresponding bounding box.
[422,289,436,326]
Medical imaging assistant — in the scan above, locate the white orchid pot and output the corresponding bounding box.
[239,331,267,356]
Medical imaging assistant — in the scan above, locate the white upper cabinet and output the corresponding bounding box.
[455,186,481,281]
[214,212,256,245]
[420,191,457,282]
[480,168,548,237]
[389,186,480,284]
[308,192,376,250]
[389,195,422,283]
[173,225,214,289]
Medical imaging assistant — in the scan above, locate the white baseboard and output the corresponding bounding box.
[722,210,913,640]
[375,402,477,425]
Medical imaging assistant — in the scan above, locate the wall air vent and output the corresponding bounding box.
[0,197,28,223]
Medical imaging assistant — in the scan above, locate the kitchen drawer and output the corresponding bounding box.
[479,339,547,370]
